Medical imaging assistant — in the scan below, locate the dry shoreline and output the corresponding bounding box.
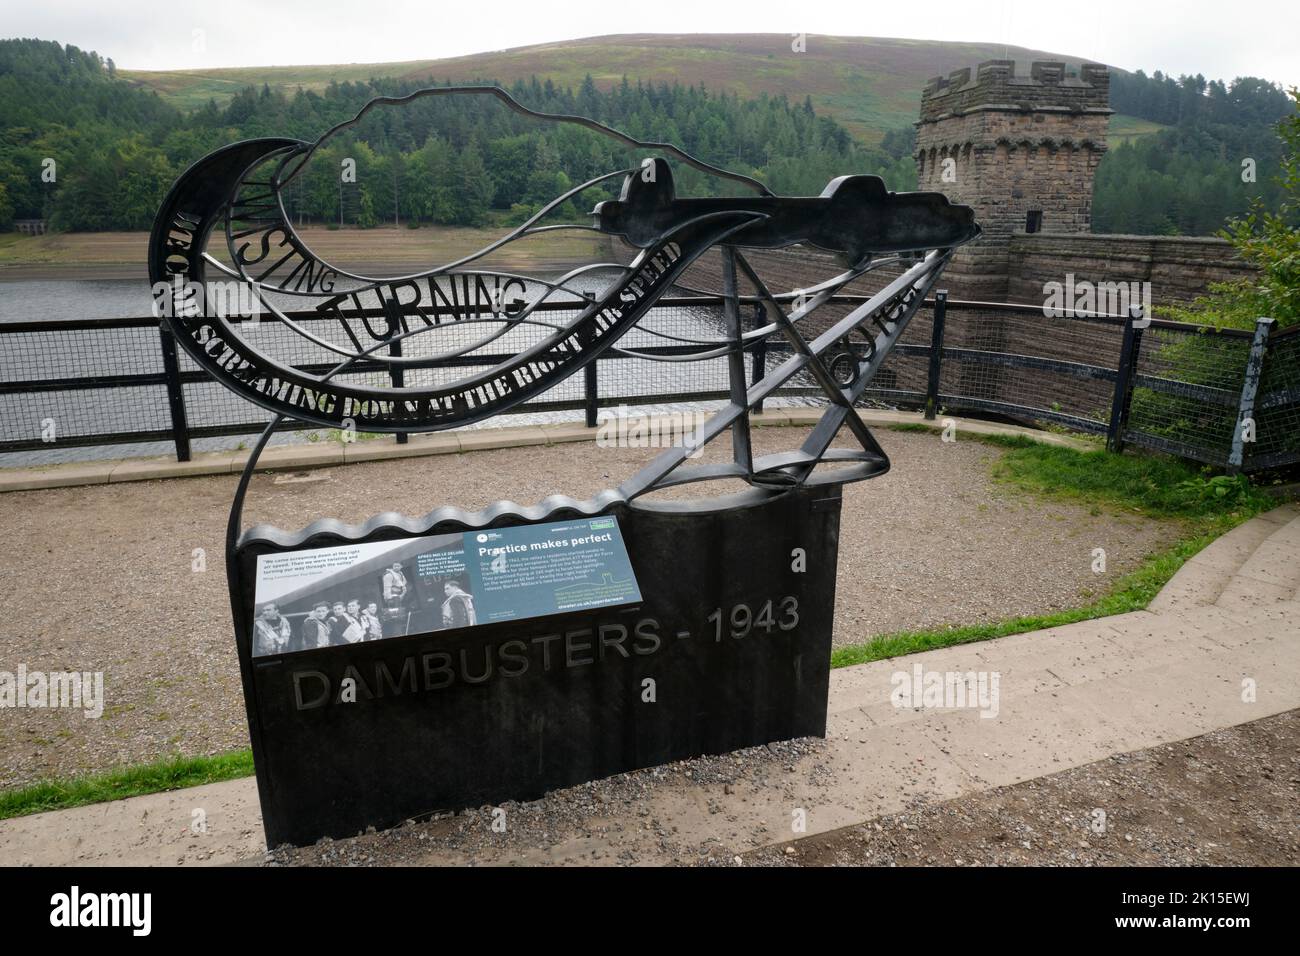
[0,226,615,282]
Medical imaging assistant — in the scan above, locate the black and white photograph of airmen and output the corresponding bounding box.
[300,603,332,650]
[441,579,476,629]
[250,533,472,657]
[253,597,380,655]
[363,601,384,640]
[328,600,367,644]
[381,561,411,636]
[253,602,292,656]
[403,573,479,634]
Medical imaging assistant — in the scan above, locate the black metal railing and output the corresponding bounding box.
[2,293,1297,473]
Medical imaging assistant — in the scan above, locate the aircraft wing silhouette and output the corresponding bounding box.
[595,158,980,266]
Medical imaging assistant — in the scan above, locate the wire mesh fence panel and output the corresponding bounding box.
[1252,327,1300,470]
[848,301,931,405]
[3,300,1296,474]
[2,383,174,446]
[934,306,1117,431]
[0,321,175,447]
[1125,325,1251,465]
[0,324,167,382]
[598,354,732,404]
[601,302,731,404]
[755,291,936,409]
[865,352,930,406]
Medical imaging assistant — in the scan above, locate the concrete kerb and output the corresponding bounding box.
[0,409,1095,494]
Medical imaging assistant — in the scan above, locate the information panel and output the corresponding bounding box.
[250,516,641,656]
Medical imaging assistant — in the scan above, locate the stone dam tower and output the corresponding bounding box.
[915,60,1113,300]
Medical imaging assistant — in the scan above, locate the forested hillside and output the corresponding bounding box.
[1,38,1294,237]
[1094,70,1293,234]
[0,39,909,232]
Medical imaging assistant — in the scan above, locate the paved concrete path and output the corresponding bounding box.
[0,408,1091,492]
[3,503,1295,866]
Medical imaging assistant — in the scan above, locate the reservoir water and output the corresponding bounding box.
[0,274,815,467]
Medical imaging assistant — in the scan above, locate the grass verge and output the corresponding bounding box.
[832,432,1277,669]
[0,749,253,821]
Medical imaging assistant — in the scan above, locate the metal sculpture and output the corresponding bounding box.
[149,88,981,846]
[148,85,979,515]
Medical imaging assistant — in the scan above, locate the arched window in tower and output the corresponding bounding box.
[1026,210,1043,234]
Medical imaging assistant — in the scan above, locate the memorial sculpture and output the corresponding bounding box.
[148,86,980,846]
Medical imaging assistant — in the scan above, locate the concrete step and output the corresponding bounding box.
[1235,515,1300,587]
[1147,515,1280,612]
[1143,503,1300,616]
[1215,511,1300,611]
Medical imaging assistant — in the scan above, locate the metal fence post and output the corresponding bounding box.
[751,303,767,414]
[584,361,599,428]
[1106,304,1145,454]
[924,290,948,420]
[389,337,408,445]
[158,324,192,462]
[581,291,600,428]
[1227,317,1275,474]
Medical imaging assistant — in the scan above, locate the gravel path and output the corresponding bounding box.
[0,427,1181,789]
[262,710,1299,868]
[738,709,1300,867]
[265,736,830,866]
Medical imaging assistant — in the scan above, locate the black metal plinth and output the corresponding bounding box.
[231,484,843,848]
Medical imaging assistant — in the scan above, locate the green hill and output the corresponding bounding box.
[5,35,1290,238]
[119,33,1096,144]
[1109,114,1171,146]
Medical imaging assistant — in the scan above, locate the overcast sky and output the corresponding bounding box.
[4,0,1296,88]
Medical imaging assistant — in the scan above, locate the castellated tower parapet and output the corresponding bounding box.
[915,60,1113,300]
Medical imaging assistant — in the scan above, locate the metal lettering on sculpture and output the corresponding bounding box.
[148,86,979,847]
